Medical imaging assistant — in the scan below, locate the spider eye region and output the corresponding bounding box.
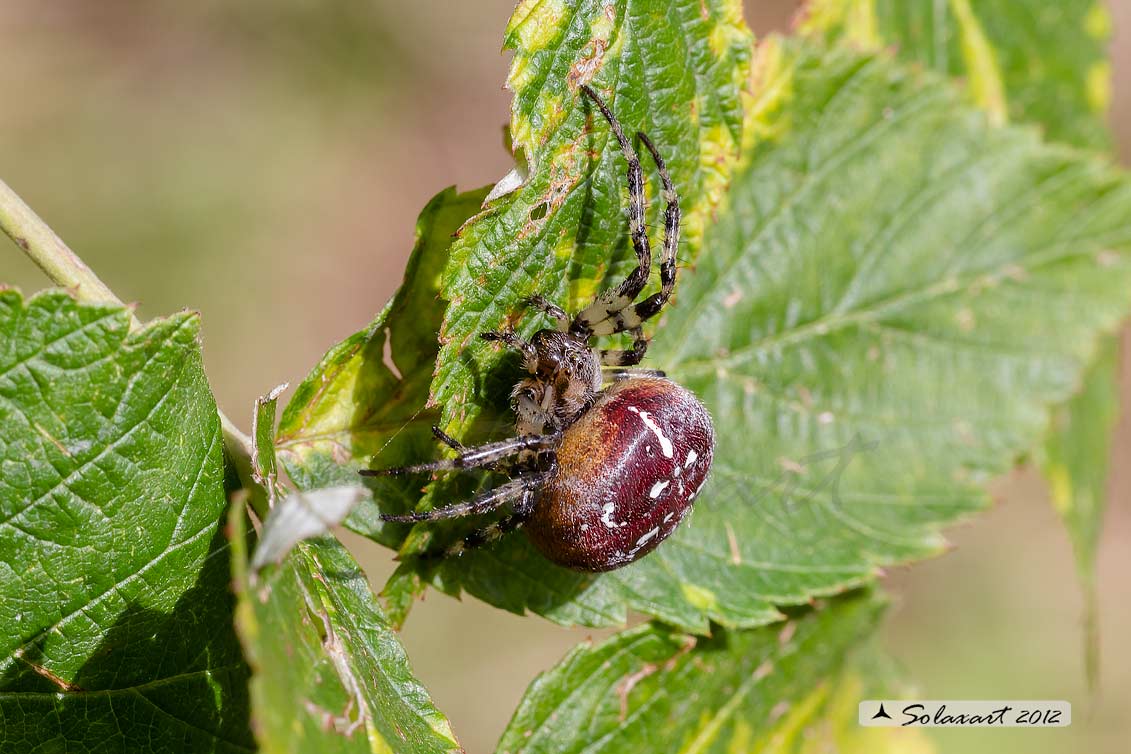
[526,377,715,572]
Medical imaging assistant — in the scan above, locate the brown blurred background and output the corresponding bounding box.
[1,2,1128,752]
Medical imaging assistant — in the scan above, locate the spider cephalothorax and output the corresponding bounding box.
[362,85,714,572]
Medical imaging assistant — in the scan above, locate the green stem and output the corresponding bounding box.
[0,176,259,488]
[0,178,127,313]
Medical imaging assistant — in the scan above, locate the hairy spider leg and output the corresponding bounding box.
[381,473,550,523]
[585,130,680,337]
[622,131,680,327]
[431,425,465,451]
[480,329,537,362]
[360,432,559,477]
[571,88,682,341]
[571,85,652,337]
[431,423,513,473]
[604,366,667,381]
[598,325,648,367]
[524,295,569,328]
[445,487,538,556]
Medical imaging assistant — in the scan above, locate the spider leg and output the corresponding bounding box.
[360,433,559,477]
[432,425,465,451]
[524,295,569,329]
[624,131,680,327]
[431,424,508,472]
[586,131,680,336]
[381,473,548,523]
[598,326,648,367]
[570,85,652,337]
[481,328,538,363]
[604,367,667,381]
[445,487,538,556]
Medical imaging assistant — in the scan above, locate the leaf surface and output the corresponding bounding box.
[276,9,1131,634]
[496,592,896,754]
[392,41,1131,631]
[231,513,462,754]
[409,0,755,628]
[802,0,1125,670]
[799,0,1113,148]
[0,290,252,751]
[274,0,756,624]
[273,186,492,625]
[237,387,461,753]
[1037,337,1120,685]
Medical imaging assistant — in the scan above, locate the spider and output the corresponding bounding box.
[361,85,714,572]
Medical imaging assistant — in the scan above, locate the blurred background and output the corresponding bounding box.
[1,2,1128,752]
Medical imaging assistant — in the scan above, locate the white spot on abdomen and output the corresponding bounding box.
[685,449,698,468]
[627,406,673,458]
[649,480,670,499]
[600,501,625,529]
[635,526,660,547]
[690,476,708,500]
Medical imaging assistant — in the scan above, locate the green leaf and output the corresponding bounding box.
[234,389,461,754]
[430,0,754,437]
[386,40,1131,632]
[801,0,1124,680]
[757,650,936,754]
[496,591,887,754]
[0,290,252,751]
[231,522,462,754]
[1037,337,1120,685]
[798,0,1113,149]
[642,39,1131,625]
[276,4,1131,634]
[253,383,287,497]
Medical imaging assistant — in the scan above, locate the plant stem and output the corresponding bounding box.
[0,176,258,481]
[0,178,128,314]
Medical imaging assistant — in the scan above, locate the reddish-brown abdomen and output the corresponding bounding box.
[525,377,714,571]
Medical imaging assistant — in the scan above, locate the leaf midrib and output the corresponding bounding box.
[675,230,1123,378]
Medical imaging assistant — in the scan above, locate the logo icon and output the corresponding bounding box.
[859,700,1071,727]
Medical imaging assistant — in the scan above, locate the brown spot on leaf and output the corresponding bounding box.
[516,154,582,240]
[568,39,608,89]
[1002,263,1028,281]
[1097,249,1121,267]
[777,456,805,475]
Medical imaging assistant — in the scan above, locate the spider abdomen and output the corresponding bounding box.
[526,377,714,572]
